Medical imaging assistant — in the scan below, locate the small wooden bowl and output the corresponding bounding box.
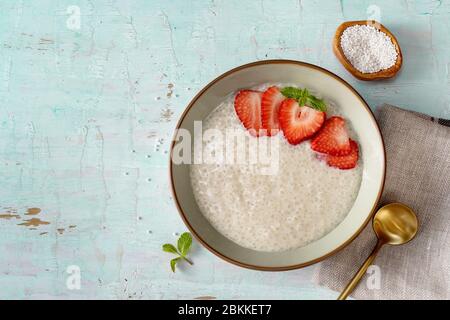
[333,20,403,81]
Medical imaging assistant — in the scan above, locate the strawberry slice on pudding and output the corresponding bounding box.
[234,90,264,136]
[323,139,359,170]
[311,116,351,156]
[261,86,285,136]
[278,98,326,145]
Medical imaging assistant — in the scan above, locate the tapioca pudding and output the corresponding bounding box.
[190,84,363,252]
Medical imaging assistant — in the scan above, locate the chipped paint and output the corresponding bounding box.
[147,131,158,139]
[0,214,21,220]
[194,296,217,300]
[25,208,41,215]
[18,218,50,228]
[160,107,174,122]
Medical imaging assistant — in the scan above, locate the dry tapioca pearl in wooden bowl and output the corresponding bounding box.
[333,20,403,81]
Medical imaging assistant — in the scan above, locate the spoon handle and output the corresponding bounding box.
[337,242,383,300]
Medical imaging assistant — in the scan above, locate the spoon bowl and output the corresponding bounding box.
[373,203,418,245]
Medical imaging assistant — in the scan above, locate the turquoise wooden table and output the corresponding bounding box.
[0,0,449,299]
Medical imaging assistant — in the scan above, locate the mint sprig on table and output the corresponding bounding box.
[281,87,327,112]
[162,232,193,272]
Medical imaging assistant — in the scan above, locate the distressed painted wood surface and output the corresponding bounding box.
[0,0,449,299]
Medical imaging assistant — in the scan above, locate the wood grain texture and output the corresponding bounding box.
[0,0,449,299]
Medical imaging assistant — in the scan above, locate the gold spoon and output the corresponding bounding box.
[337,203,418,300]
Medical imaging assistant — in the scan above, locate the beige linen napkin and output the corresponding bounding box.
[314,104,450,300]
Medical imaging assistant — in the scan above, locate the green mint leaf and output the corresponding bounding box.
[162,243,179,255]
[280,87,304,100]
[170,257,181,273]
[281,87,308,105]
[299,88,309,106]
[307,95,327,112]
[281,87,327,112]
[163,232,194,273]
[177,232,192,257]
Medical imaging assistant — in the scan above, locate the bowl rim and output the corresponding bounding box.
[169,59,386,271]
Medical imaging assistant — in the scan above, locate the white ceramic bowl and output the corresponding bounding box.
[170,60,385,271]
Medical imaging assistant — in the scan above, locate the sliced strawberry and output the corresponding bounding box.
[311,116,351,156]
[261,86,284,136]
[234,90,264,136]
[324,139,359,170]
[278,99,326,145]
